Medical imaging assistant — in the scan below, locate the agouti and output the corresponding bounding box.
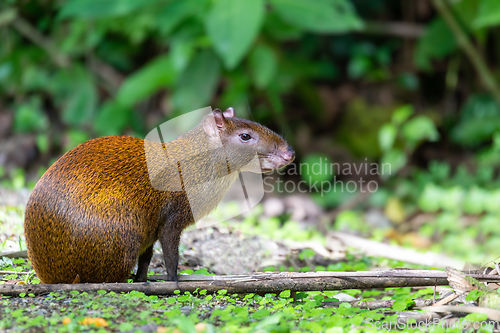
[24,108,294,284]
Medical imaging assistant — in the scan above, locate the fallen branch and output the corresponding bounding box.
[330,232,466,269]
[0,250,28,258]
[421,305,500,322]
[2,270,500,297]
[0,271,29,275]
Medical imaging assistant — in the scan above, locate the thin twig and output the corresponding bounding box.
[11,16,69,67]
[361,21,424,38]
[432,0,500,106]
[9,15,123,90]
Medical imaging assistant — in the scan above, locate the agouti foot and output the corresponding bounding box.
[166,274,178,282]
[134,274,148,283]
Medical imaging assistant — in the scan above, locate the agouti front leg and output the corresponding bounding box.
[160,228,182,282]
[135,245,153,282]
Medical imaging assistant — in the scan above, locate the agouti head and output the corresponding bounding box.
[202,107,295,173]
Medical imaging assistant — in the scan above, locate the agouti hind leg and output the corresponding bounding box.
[135,245,153,282]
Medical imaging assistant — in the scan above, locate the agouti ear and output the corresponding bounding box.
[223,107,235,118]
[203,109,227,138]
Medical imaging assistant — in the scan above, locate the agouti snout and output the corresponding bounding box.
[24,108,294,284]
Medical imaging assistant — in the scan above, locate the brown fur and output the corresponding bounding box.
[24,110,294,283]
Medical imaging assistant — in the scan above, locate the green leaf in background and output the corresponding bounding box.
[13,97,48,133]
[47,66,97,126]
[94,101,132,136]
[418,183,443,213]
[270,0,363,33]
[116,55,176,107]
[391,105,413,126]
[334,211,369,233]
[65,130,90,151]
[474,0,500,28]
[62,72,97,126]
[206,0,264,69]
[401,115,439,146]
[440,187,464,212]
[299,249,315,260]
[169,39,195,74]
[347,53,371,79]
[463,187,486,215]
[484,190,500,214]
[301,153,334,184]
[219,73,251,115]
[153,0,202,36]
[451,94,500,147]
[262,12,303,41]
[59,0,165,19]
[170,50,221,112]
[378,123,396,152]
[249,45,278,89]
[414,18,456,70]
[380,149,406,179]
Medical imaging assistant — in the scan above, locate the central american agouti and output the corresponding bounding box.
[24,108,294,284]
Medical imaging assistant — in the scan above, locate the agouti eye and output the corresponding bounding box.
[240,133,251,141]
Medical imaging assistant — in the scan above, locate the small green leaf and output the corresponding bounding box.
[270,0,363,33]
[299,249,315,260]
[378,123,397,152]
[465,289,482,302]
[194,268,211,275]
[206,0,264,69]
[401,115,439,146]
[464,312,489,322]
[252,309,270,319]
[392,299,412,311]
[391,105,414,125]
[118,323,134,331]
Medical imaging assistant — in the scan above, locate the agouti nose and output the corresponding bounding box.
[281,148,295,162]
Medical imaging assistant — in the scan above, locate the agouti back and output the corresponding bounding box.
[24,108,294,284]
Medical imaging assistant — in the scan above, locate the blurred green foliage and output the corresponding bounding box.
[2,0,500,217]
[1,0,362,143]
